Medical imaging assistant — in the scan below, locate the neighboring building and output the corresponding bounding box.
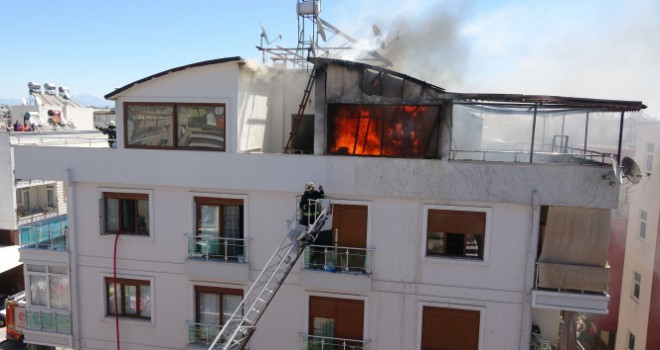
[615,120,659,350]
[9,56,644,350]
[9,82,94,131]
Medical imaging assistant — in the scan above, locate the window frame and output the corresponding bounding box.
[632,271,641,301]
[104,277,152,321]
[124,102,226,151]
[193,285,244,326]
[98,188,153,238]
[638,210,647,240]
[645,142,654,173]
[627,330,635,350]
[305,292,368,346]
[191,193,248,261]
[422,205,491,264]
[26,264,70,311]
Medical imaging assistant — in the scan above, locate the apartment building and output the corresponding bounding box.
[615,120,659,350]
[10,56,644,350]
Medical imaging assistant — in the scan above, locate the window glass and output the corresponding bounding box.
[30,275,48,306]
[27,264,47,273]
[126,104,174,147]
[105,198,119,232]
[178,105,226,149]
[194,198,244,261]
[139,285,151,318]
[222,294,241,324]
[49,266,68,275]
[628,332,635,350]
[105,278,150,320]
[633,272,641,300]
[49,275,70,310]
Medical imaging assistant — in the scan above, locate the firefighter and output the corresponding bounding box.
[299,182,324,226]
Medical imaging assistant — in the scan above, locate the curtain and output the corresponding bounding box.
[49,275,70,310]
[30,275,48,306]
[222,294,242,324]
[539,207,611,266]
[200,292,220,325]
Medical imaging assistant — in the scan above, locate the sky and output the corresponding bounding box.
[1,0,658,116]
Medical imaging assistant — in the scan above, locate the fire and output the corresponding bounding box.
[328,105,438,158]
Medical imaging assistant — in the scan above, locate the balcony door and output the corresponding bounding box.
[309,296,364,347]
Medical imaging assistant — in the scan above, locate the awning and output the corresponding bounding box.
[0,245,22,274]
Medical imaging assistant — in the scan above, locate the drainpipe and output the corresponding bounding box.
[65,169,82,349]
[520,190,540,350]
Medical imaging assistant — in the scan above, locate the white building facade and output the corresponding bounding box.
[11,57,642,349]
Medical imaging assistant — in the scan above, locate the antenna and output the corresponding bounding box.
[621,156,643,184]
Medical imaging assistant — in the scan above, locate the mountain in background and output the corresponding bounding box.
[0,94,113,108]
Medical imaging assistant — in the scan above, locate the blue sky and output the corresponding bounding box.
[1,0,658,116]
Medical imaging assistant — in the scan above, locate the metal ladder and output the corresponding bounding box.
[284,66,317,154]
[207,206,329,350]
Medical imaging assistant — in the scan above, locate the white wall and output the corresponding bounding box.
[0,132,17,230]
[68,177,531,349]
[615,121,660,350]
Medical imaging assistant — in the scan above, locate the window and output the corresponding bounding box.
[627,331,635,350]
[101,192,150,236]
[47,185,55,207]
[195,286,243,326]
[327,104,441,158]
[421,306,480,350]
[125,103,226,150]
[308,296,364,348]
[426,208,487,260]
[194,197,244,261]
[639,210,647,240]
[645,142,654,173]
[632,272,641,300]
[105,277,151,319]
[26,264,70,310]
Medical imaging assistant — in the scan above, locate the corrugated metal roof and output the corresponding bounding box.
[32,92,85,108]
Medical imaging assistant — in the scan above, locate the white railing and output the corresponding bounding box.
[303,245,372,274]
[9,131,112,148]
[187,235,249,263]
[300,334,370,350]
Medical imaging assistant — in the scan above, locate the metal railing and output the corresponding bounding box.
[187,321,223,345]
[300,334,370,350]
[20,225,68,251]
[450,146,612,165]
[303,245,372,275]
[186,235,249,263]
[26,309,72,334]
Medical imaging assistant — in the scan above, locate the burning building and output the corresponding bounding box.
[8,54,645,350]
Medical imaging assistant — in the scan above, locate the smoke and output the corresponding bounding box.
[327,0,659,117]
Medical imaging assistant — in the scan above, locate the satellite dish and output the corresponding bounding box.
[621,156,643,184]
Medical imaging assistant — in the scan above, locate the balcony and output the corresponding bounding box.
[300,334,370,350]
[24,308,73,348]
[532,262,610,314]
[187,321,221,347]
[300,245,373,293]
[186,235,248,263]
[20,222,68,251]
[184,235,250,282]
[303,245,372,275]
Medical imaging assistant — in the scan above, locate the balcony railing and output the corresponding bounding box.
[187,235,249,263]
[300,334,370,350]
[303,245,373,275]
[10,132,111,148]
[26,309,72,334]
[20,225,68,251]
[187,321,222,345]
